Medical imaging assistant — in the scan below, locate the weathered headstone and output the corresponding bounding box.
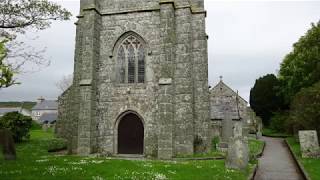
[299,130,319,158]
[221,108,233,143]
[242,126,249,138]
[226,122,249,170]
[0,129,16,160]
[42,124,49,132]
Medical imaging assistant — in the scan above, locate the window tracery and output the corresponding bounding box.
[117,34,145,84]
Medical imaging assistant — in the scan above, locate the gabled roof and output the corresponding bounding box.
[210,80,248,104]
[32,100,58,111]
[39,113,58,124]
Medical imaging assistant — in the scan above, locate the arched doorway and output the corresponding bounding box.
[118,113,144,154]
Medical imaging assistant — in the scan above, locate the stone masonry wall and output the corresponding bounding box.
[57,0,209,158]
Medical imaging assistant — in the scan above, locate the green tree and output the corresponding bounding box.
[0,112,32,142]
[289,82,320,137]
[279,21,320,104]
[0,40,17,88]
[250,74,283,126]
[0,0,72,88]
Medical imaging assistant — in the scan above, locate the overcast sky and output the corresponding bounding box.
[0,0,319,102]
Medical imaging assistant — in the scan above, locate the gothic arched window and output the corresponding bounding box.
[117,34,145,84]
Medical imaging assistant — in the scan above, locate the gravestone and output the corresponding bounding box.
[298,130,319,158]
[226,122,249,170]
[42,124,49,132]
[0,129,16,160]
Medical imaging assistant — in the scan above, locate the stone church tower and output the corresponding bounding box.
[56,0,210,159]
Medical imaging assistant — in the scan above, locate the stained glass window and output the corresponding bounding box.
[117,34,145,84]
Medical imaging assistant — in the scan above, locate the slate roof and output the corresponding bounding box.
[0,108,21,116]
[32,100,58,110]
[39,113,58,124]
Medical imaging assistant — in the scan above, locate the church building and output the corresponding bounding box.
[56,0,211,159]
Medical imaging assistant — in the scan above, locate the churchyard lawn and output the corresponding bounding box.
[287,137,320,180]
[0,130,262,180]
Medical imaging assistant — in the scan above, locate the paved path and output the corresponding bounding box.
[254,137,304,180]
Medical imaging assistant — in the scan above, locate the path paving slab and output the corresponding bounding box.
[254,137,304,180]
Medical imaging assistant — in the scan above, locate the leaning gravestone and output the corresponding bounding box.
[298,130,319,158]
[0,129,16,160]
[226,122,249,170]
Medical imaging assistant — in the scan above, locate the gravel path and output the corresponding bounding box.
[254,136,304,180]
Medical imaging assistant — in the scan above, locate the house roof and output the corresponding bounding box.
[32,100,58,110]
[39,113,58,124]
[0,108,21,116]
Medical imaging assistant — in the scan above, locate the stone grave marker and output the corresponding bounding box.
[299,130,319,158]
[226,122,248,170]
[0,129,16,160]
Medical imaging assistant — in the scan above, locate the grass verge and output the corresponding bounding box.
[262,128,291,138]
[286,137,320,180]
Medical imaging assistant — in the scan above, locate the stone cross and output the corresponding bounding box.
[299,130,319,158]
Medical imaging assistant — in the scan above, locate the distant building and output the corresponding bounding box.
[209,78,262,143]
[39,113,58,124]
[0,107,31,117]
[31,97,58,123]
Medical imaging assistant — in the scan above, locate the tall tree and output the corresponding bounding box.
[250,74,283,126]
[289,82,320,138]
[279,21,320,104]
[0,0,72,88]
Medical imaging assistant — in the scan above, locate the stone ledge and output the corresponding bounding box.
[159,78,172,85]
[78,3,206,18]
[285,139,311,180]
[79,79,92,86]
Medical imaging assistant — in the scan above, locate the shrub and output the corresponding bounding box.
[211,136,220,151]
[270,111,290,133]
[0,112,32,142]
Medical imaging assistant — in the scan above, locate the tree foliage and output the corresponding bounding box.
[0,112,32,142]
[0,0,72,88]
[279,21,320,104]
[0,0,71,33]
[250,74,283,126]
[0,40,17,88]
[289,82,320,137]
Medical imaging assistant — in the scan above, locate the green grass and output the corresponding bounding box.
[249,139,264,157]
[262,128,291,138]
[287,137,320,180]
[175,151,225,159]
[0,130,258,180]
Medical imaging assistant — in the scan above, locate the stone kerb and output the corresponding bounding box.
[298,130,320,158]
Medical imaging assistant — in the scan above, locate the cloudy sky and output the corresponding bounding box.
[1,0,319,102]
